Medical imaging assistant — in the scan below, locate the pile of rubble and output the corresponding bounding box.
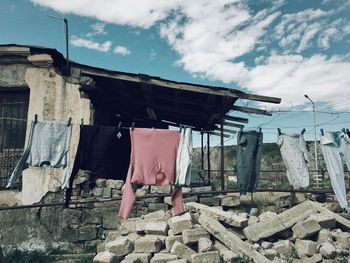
[93,199,350,263]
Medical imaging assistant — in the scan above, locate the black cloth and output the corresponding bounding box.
[65,125,130,205]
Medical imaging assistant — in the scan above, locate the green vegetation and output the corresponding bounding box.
[5,249,54,263]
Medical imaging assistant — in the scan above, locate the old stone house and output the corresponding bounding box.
[0,44,280,253]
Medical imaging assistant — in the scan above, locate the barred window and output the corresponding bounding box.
[0,90,29,189]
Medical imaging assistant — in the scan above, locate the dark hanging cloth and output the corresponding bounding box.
[65,125,131,205]
[236,130,263,194]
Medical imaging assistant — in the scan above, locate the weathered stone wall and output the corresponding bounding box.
[0,49,93,206]
[0,180,227,255]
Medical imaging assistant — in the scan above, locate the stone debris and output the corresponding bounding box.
[94,199,350,263]
[198,237,212,252]
[292,219,321,239]
[170,241,197,261]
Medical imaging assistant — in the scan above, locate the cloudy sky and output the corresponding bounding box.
[1,0,349,143]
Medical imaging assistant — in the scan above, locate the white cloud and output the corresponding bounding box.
[31,0,350,110]
[86,22,107,37]
[114,45,131,56]
[243,54,350,109]
[150,49,156,61]
[70,36,111,52]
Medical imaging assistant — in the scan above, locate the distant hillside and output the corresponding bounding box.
[193,141,326,172]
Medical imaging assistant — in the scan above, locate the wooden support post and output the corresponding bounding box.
[220,120,225,190]
[207,133,211,185]
[201,132,204,170]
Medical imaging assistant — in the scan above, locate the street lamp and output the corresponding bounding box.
[304,94,318,173]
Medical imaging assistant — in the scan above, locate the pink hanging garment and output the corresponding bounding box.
[119,128,185,219]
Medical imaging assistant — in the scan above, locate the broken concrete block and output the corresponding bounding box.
[165,235,183,251]
[308,212,336,229]
[317,229,332,243]
[310,202,350,232]
[250,207,259,216]
[261,241,273,249]
[106,237,133,257]
[182,227,210,244]
[335,232,350,249]
[199,196,221,206]
[320,242,336,259]
[143,210,166,220]
[300,253,322,263]
[273,240,293,257]
[198,214,270,263]
[262,249,277,260]
[220,195,240,207]
[278,201,318,229]
[150,253,178,263]
[93,251,120,263]
[134,235,164,253]
[248,216,259,225]
[167,259,186,263]
[292,219,321,239]
[126,233,141,242]
[295,239,318,257]
[259,211,277,222]
[168,212,193,235]
[198,237,212,252]
[186,202,248,228]
[170,241,197,261]
[190,251,219,263]
[120,218,139,235]
[120,259,137,263]
[144,220,168,235]
[244,201,318,242]
[213,241,240,262]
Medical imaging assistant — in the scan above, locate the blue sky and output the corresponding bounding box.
[1,0,349,146]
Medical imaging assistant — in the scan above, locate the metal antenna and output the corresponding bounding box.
[49,15,70,75]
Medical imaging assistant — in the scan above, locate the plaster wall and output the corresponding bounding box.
[0,53,92,205]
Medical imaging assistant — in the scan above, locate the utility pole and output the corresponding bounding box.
[304,94,319,187]
[49,15,70,75]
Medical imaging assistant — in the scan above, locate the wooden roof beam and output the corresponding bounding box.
[209,131,231,138]
[82,69,281,104]
[223,115,248,123]
[223,121,245,129]
[231,105,272,116]
[214,127,237,134]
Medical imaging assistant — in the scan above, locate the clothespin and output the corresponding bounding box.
[320,128,324,136]
[179,124,182,133]
[258,127,262,133]
[131,121,135,131]
[81,118,84,125]
[67,117,72,127]
[116,121,122,139]
[34,114,38,124]
[277,128,281,135]
[301,128,306,135]
[341,128,346,133]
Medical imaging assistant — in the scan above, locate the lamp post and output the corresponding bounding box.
[304,94,318,173]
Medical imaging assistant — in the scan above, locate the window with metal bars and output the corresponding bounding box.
[0,89,29,189]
